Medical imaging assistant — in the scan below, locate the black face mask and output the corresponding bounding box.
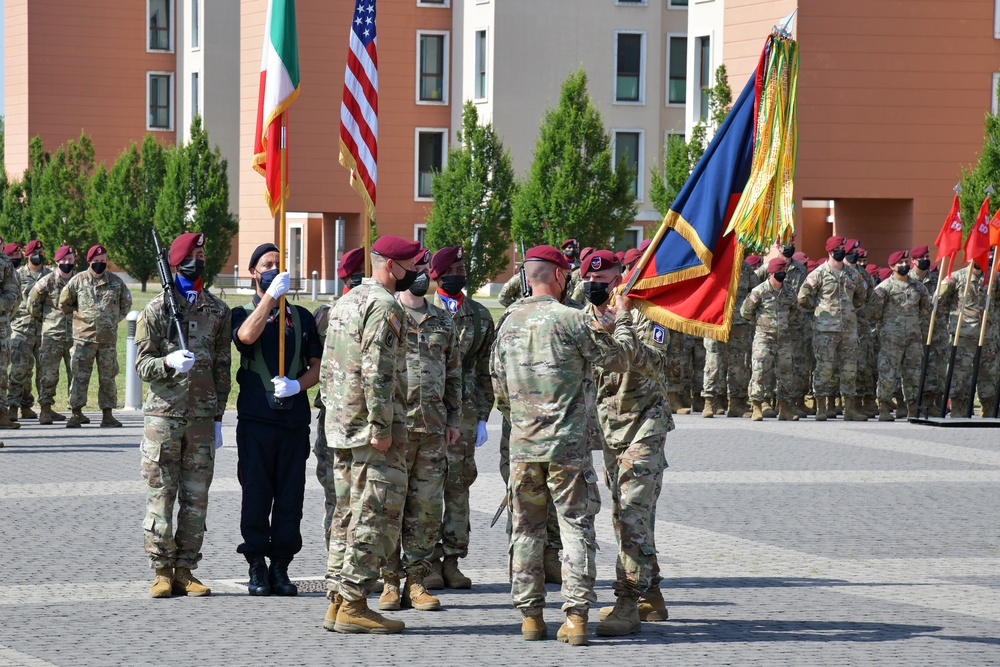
[845,252,858,264]
[408,272,430,297]
[348,273,364,289]
[58,263,74,274]
[583,281,612,307]
[917,259,931,271]
[90,261,107,274]
[831,249,846,262]
[30,253,44,266]
[440,275,467,296]
[178,258,205,281]
[257,268,278,292]
[564,250,578,260]
[10,258,22,268]
[896,265,910,276]
[782,245,795,258]
[773,271,787,283]
[392,264,418,293]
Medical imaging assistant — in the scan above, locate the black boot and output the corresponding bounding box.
[268,559,298,596]
[247,556,271,596]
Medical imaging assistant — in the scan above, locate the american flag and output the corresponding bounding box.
[339,0,378,219]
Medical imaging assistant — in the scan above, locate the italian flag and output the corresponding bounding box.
[252,0,301,216]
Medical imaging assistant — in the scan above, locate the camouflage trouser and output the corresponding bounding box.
[37,337,72,407]
[749,331,795,402]
[857,322,876,397]
[923,322,950,394]
[384,431,447,578]
[326,438,407,601]
[510,460,601,613]
[7,329,40,408]
[324,442,353,592]
[702,325,751,400]
[438,421,478,559]
[69,342,119,410]
[500,416,561,549]
[0,320,10,411]
[686,335,706,397]
[603,436,666,596]
[948,335,999,410]
[140,416,215,570]
[783,320,810,400]
[876,333,923,403]
[312,405,337,551]
[812,330,858,397]
[665,331,684,393]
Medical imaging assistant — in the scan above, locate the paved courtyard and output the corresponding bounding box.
[1,410,999,666]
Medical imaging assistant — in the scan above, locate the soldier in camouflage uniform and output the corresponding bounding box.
[59,244,133,428]
[492,245,639,646]
[378,251,462,612]
[742,257,799,421]
[702,258,758,418]
[134,233,231,598]
[938,258,1000,418]
[27,246,76,424]
[797,236,869,421]
[579,250,672,638]
[868,250,932,421]
[0,237,21,434]
[322,236,423,635]
[666,334,703,414]
[910,245,947,413]
[428,246,496,590]
[844,241,877,417]
[7,240,50,420]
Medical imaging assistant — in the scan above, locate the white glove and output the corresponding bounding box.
[165,350,195,373]
[475,420,489,448]
[266,272,291,299]
[272,376,301,399]
[214,421,223,449]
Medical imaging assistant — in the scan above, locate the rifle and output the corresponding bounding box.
[519,238,531,298]
[152,228,188,351]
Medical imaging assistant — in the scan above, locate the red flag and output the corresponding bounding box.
[934,195,963,278]
[989,207,1000,247]
[965,197,991,269]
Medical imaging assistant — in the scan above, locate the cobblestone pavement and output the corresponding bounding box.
[1,410,999,666]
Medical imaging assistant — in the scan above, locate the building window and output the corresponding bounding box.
[191,0,199,49]
[475,30,488,100]
[414,224,428,245]
[668,0,688,7]
[615,0,647,5]
[416,130,446,199]
[614,131,642,201]
[148,73,173,130]
[418,32,448,103]
[149,0,171,51]
[698,36,711,120]
[615,32,644,103]
[993,72,999,114]
[667,35,687,105]
[612,226,643,252]
[417,0,448,6]
[191,72,199,117]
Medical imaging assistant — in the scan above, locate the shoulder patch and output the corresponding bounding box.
[749,293,759,303]
[806,277,817,287]
[389,312,402,333]
[652,324,666,344]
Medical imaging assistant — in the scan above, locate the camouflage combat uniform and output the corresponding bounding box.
[702,260,757,404]
[0,254,19,421]
[7,264,51,411]
[938,268,1000,415]
[498,274,524,308]
[741,278,798,402]
[915,268,948,401]
[27,271,74,408]
[135,288,231,570]
[755,257,809,404]
[323,278,408,602]
[59,270,132,410]
[852,265,878,404]
[491,295,637,615]
[431,291,495,563]
[868,275,931,405]
[311,304,338,551]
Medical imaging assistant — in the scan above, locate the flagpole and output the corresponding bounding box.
[965,252,998,417]
[941,262,976,417]
[363,209,371,277]
[915,254,952,418]
[278,111,288,379]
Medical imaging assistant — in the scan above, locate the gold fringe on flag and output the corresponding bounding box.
[725,34,799,253]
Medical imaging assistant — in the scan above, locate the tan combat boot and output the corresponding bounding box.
[172,567,211,596]
[521,612,547,641]
[334,597,405,634]
[862,395,879,418]
[101,408,123,427]
[801,396,816,417]
[0,410,21,430]
[556,610,589,646]
[675,391,692,415]
[833,396,843,417]
[442,556,471,589]
[878,401,895,422]
[423,558,444,590]
[843,397,869,422]
[691,395,704,414]
[403,574,441,611]
[38,404,55,425]
[761,401,778,418]
[666,392,682,414]
[638,586,669,621]
[6,405,18,422]
[813,396,827,421]
[379,576,401,611]
[777,400,799,421]
[951,400,969,419]
[543,548,562,585]
[149,567,173,598]
[750,400,764,422]
[65,409,87,428]
[907,402,919,419]
[595,596,641,637]
[701,396,715,418]
[323,592,343,631]
[20,405,38,419]
[793,398,808,419]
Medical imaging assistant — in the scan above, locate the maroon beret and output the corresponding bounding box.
[639,238,652,252]
[24,240,43,256]
[54,246,73,262]
[879,267,893,281]
[825,236,845,252]
[87,244,107,262]
[857,247,868,259]
[416,247,431,266]
[580,247,594,262]
[561,238,579,249]
[337,247,365,279]
[745,254,763,267]
[624,247,642,266]
[768,257,789,273]
[372,235,423,262]
[866,264,880,278]
[580,249,620,277]
[792,251,809,263]
[887,250,909,266]
[3,242,22,257]
[911,245,930,258]
[525,245,571,270]
[168,232,205,267]
[429,246,464,280]
[615,250,627,263]
[844,238,860,252]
